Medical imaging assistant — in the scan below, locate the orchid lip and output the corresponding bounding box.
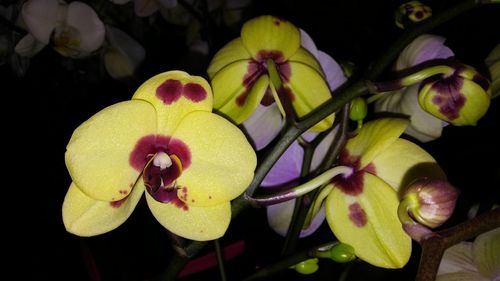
[143,152,184,203]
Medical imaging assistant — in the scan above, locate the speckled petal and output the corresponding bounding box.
[211,60,269,124]
[172,111,256,207]
[286,61,334,132]
[65,100,157,201]
[132,71,213,135]
[146,191,231,241]
[345,118,408,169]
[66,2,105,52]
[371,138,446,191]
[207,38,251,78]
[62,182,144,236]
[326,173,411,268]
[241,15,300,60]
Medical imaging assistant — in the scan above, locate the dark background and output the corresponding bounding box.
[4,0,499,280]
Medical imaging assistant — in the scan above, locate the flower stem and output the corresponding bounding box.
[248,165,353,206]
[214,239,227,281]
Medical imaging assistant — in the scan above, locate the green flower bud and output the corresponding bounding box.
[349,97,368,122]
[418,64,491,126]
[292,258,319,275]
[329,243,356,263]
[395,1,432,29]
[402,178,459,228]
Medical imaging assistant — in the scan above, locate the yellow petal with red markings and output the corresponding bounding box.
[286,61,333,131]
[132,70,213,135]
[62,182,144,236]
[371,138,446,191]
[207,38,251,78]
[326,173,411,268]
[288,47,323,74]
[145,191,231,241]
[211,60,269,123]
[65,100,156,201]
[345,118,409,169]
[172,111,256,207]
[241,15,300,61]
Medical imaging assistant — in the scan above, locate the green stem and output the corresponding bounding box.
[249,166,353,206]
[214,239,227,281]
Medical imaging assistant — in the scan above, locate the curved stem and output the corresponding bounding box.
[248,165,353,206]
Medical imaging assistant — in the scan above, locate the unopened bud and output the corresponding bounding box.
[291,258,319,275]
[403,178,459,228]
[418,64,491,126]
[349,97,368,122]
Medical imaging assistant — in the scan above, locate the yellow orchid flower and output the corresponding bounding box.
[207,15,333,132]
[62,71,256,241]
[322,118,446,268]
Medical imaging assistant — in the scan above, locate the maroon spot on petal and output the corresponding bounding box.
[256,50,286,65]
[147,186,188,211]
[260,87,275,106]
[156,79,183,105]
[333,150,376,196]
[273,19,281,26]
[183,83,207,103]
[110,196,128,208]
[237,61,266,107]
[472,74,490,91]
[430,73,466,120]
[119,190,128,195]
[278,86,295,102]
[348,203,367,227]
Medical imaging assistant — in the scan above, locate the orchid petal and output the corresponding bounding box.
[65,100,157,201]
[14,34,46,57]
[134,0,159,17]
[288,47,323,74]
[207,38,251,78]
[395,34,454,70]
[287,61,334,132]
[317,50,348,91]
[326,173,411,268]
[62,182,144,236]
[241,15,300,61]
[437,242,477,275]
[173,111,256,207]
[22,0,61,44]
[472,227,500,278]
[375,85,444,142]
[261,139,303,187]
[371,138,446,191]
[65,2,105,53]
[345,118,408,169]
[266,199,325,237]
[242,103,284,150]
[211,60,269,124]
[310,127,338,171]
[299,29,319,58]
[104,25,145,79]
[146,188,231,241]
[132,71,213,135]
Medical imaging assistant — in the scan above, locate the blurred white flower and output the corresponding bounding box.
[436,227,500,281]
[15,0,105,58]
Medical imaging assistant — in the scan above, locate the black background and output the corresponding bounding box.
[4,0,499,280]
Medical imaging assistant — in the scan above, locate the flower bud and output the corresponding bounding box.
[328,243,356,263]
[403,178,459,228]
[292,258,319,275]
[395,1,432,29]
[418,64,491,126]
[349,97,368,122]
